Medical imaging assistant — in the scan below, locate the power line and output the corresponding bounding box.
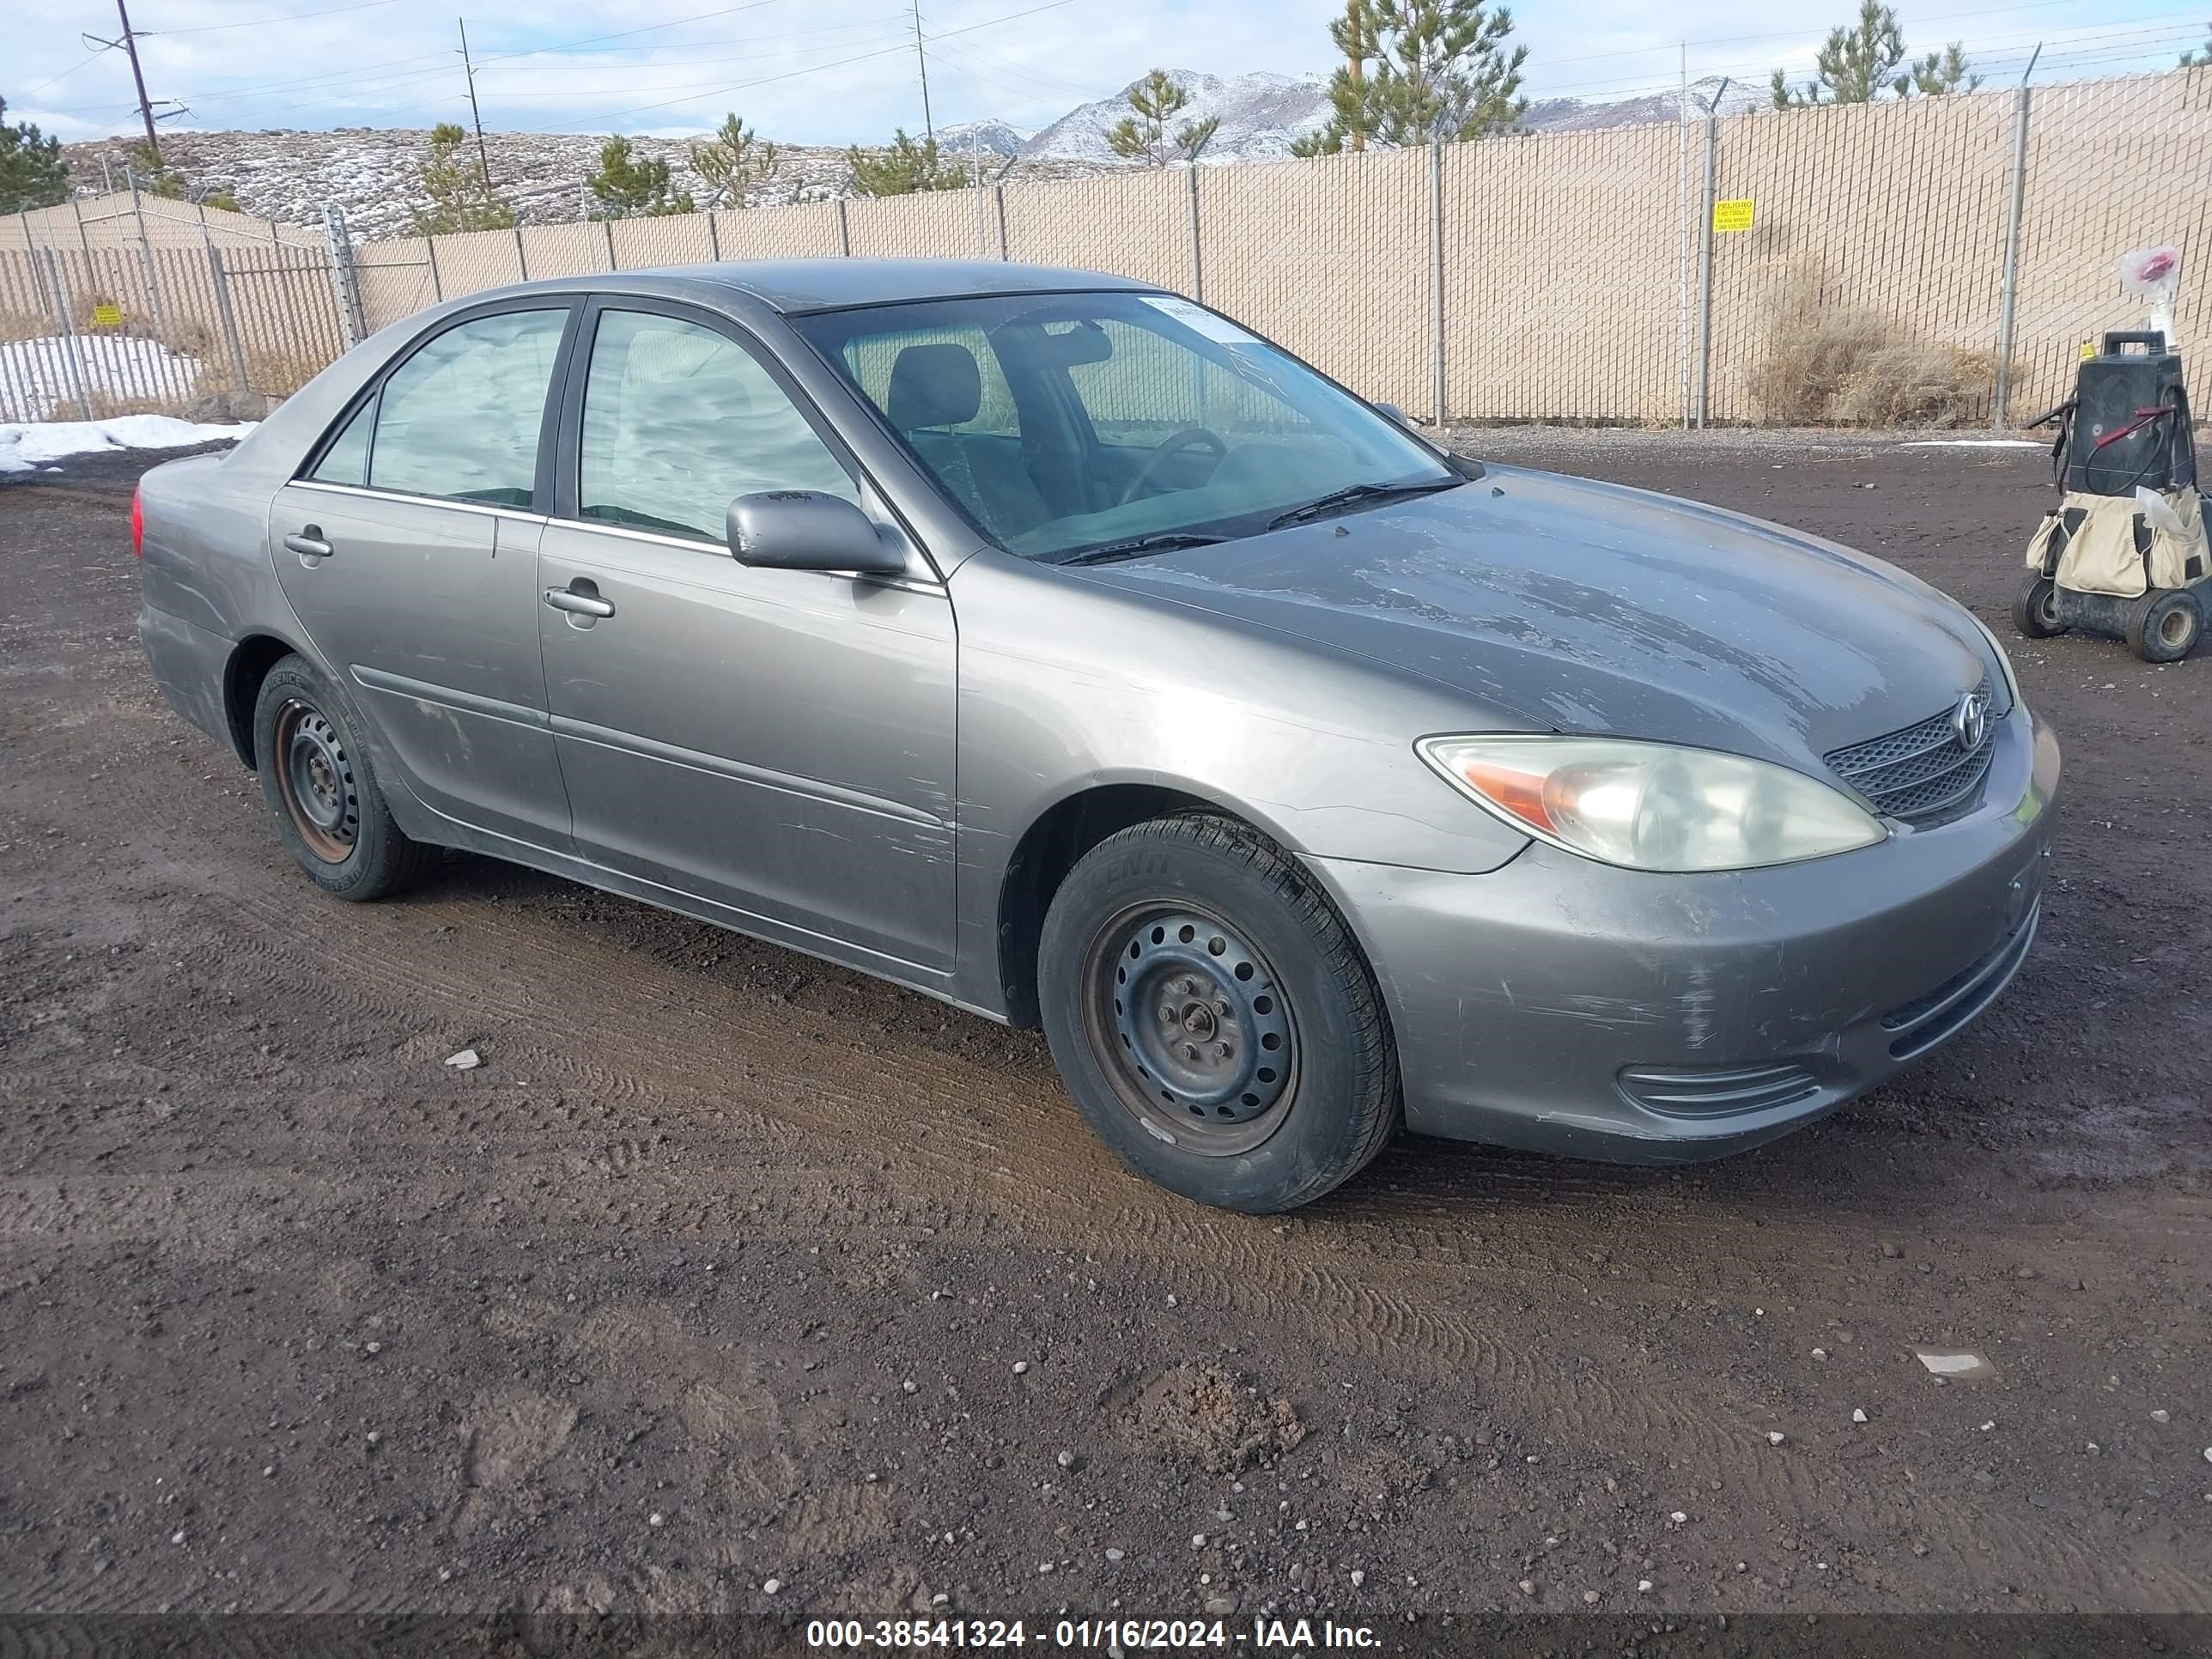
[512,0,1084,131]
[149,0,403,34]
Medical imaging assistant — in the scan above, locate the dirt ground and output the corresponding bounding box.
[3,430,2209,1651]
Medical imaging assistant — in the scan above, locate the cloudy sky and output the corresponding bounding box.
[12,0,2207,147]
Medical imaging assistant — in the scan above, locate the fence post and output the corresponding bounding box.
[207,243,253,409]
[1428,138,1446,427]
[41,248,96,422]
[994,185,1008,260]
[836,198,852,257]
[707,213,721,262]
[1186,164,1204,302]
[125,164,169,341]
[1693,110,1717,428]
[72,196,92,256]
[323,205,364,349]
[1991,82,2033,431]
[603,218,617,271]
[514,223,531,281]
[425,234,443,301]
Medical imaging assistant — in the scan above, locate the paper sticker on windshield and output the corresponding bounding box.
[1141,295,1260,345]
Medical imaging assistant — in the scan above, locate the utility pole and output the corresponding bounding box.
[911,0,934,144]
[459,17,495,196]
[85,0,173,166]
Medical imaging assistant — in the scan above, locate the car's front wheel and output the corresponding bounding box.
[1037,814,1399,1212]
[252,655,438,901]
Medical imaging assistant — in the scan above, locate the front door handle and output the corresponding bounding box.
[544,586,615,619]
[283,526,331,559]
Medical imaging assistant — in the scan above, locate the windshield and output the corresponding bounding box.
[790,290,1460,562]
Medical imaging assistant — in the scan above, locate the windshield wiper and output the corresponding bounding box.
[1058,532,1230,567]
[1264,477,1460,532]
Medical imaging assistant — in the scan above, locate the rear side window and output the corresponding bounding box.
[577,308,857,544]
[368,308,567,507]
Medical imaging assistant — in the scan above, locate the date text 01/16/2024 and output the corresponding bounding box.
[804,1619,1383,1650]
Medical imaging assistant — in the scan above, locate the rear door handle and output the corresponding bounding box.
[283,527,331,559]
[544,586,615,619]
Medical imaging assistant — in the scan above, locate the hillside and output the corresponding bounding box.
[58,73,1769,238]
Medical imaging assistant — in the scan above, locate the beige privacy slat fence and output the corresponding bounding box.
[4,67,2209,428]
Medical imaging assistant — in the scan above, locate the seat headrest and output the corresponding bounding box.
[888,343,981,429]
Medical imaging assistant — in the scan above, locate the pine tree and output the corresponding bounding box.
[1103,70,1218,167]
[1897,43,1979,97]
[410,122,514,234]
[1290,0,1525,155]
[2185,27,2212,68]
[1770,3,1976,106]
[587,136,695,219]
[1,95,70,214]
[690,112,780,210]
[845,130,966,196]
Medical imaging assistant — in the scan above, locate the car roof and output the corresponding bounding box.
[598,258,1162,315]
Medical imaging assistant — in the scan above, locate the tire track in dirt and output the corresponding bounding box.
[20,843,2186,1606]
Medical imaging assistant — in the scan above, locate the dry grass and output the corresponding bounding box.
[1750,258,1999,428]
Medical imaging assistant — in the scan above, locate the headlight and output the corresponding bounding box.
[1965,612,2023,713]
[1417,735,1887,872]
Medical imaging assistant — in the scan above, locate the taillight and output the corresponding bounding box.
[131,485,145,559]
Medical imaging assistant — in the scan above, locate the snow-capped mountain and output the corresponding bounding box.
[933,119,1030,159]
[1522,76,1770,133]
[1021,71,1331,164]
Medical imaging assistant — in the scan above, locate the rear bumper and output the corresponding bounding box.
[1310,706,2061,1164]
[138,599,234,751]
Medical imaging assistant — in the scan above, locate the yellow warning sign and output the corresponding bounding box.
[1711,198,1754,233]
[91,302,123,327]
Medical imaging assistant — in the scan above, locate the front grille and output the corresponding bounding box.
[1824,674,1996,822]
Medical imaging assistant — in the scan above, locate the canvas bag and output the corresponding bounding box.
[2026,487,2210,598]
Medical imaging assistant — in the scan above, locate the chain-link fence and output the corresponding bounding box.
[4,67,2207,428]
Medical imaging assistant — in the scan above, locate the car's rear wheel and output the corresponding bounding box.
[252,655,437,901]
[2012,574,2064,640]
[1036,813,1399,1212]
[2124,586,2202,663]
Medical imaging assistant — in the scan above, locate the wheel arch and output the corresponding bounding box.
[222,632,308,769]
[994,780,1300,1029]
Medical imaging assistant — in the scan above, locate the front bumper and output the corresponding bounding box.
[1310,706,2061,1164]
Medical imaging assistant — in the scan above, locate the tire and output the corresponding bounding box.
[2124,587,2202,663]
[2012,574,2063,640]
[252,654,438,901]
[1036,813,1399,1213]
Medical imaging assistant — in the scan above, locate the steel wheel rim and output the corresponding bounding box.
[2036,587,2059,630]
[273,698,358,863]
[2158,604,2193,648]
[1082,902,1298,1157]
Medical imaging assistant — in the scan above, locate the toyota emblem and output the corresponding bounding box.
[1952,690,1989,752]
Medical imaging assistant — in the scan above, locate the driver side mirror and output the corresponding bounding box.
[1373,401,1413,428]
[726,490,907,577]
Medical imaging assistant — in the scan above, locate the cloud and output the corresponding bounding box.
[9,0,2193,148]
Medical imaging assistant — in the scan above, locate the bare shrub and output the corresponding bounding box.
[1750,257,1996,428]
[1836,340,1999,428]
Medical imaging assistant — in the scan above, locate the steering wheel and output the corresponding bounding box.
[1118,426,1229,506]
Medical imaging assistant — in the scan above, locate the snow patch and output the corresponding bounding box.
[0,334,204,422]
[0,416,255,474]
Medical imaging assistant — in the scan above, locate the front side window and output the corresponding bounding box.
[368,307,568,507]
[578,308,857,544]
[793,290,1455,562]
[309,398,372,486]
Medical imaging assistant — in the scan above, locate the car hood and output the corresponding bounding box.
[1074,465,1997,767]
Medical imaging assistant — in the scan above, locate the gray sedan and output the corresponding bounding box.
[134,260,2059,1212]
